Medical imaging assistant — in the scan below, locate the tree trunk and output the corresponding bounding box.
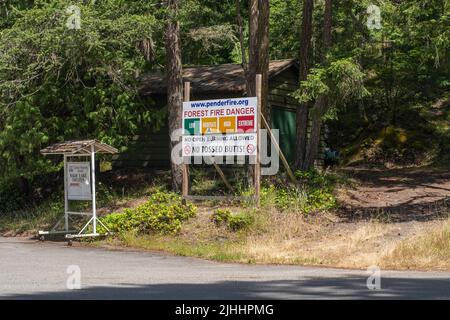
[236,0,249,89]
[304,95,327,169]
[295,0,314,170]
[247,0,259,97]
[166,0,183,191]
[322,0,333,51]
[245,0,269,186]
[258,0,270,122]
[246,0,259,186]
[303,0,333,170]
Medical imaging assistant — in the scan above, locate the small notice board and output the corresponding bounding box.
[67,162,92,200]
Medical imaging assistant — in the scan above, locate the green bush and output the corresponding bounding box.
[0,182,26,212]
[99,191,197,235]
[295,169,337,189]
[227,213,253,231]
[212,209,253,231]
[304,189,337,212]
[261,185,309,211]
[257,170,338,214]
[212,209,231,226]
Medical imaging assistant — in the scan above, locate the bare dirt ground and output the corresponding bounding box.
[337,166,450,222]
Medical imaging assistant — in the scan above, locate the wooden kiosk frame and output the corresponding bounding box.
[38,140,118,243]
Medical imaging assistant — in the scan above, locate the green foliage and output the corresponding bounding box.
[0,195,64,234]
[100,191,197,235]
[326,0,449,162]
[269,0,300,59]
[260,185,307,212]
[227,213,253,232]
[259,170,338,214]
[295,169,337,190]
[293,58,369,120]
[0,0,166,197]
[296,169,338,212]
[212,209,253,232]
[179,0,238,65]
[306,189,337,211]
[1,0,448,207]
[212,208,231,226]
[293,68,330,104]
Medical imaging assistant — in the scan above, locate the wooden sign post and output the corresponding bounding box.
[255,74,262,206]
[182,82,190,198]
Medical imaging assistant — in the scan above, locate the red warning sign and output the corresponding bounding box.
[237,115,255,133]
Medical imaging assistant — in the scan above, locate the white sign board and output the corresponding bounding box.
[182,97,257,157]
[67,162,91,200]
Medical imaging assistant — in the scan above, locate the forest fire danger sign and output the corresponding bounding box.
[182,97,257,156]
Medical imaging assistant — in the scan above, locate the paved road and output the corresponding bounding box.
[0,237,449,299]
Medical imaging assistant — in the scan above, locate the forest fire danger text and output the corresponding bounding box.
[182,97,257,157]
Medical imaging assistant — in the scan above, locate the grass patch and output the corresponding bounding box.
[0,169,163,235]
[0,198,64,235]
[90,169,345,265]
[380,218,450,270]
[107,231,244,262]
[246,169,340,214]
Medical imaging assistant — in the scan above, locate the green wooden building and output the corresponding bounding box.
[112,59,324,168]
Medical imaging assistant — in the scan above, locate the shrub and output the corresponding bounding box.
[295,169,337,190]
[296,169,338,213]
[260,185,306,211]
[212,209,253,231]
[99,191,197,235]
[304,189,337,212]
[257,170,338,214]
[227,213,253,231]
[212,209,231,226]
[0,182,26,212]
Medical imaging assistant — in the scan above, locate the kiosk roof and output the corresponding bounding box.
[40,140,118,155]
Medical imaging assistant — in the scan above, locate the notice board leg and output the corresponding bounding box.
[91,145,97,234]
[182,163,189,197]
[64,155,69,232]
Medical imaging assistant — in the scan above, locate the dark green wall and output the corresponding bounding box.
[271,107,296,164]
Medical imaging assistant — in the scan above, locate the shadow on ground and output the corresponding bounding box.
[337,167,450,223]
[3,276,450,300]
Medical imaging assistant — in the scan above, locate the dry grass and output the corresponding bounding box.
[93,203,450,271]
[233,209,450,271]
[80,178,450,272]
[237,213,394,267]
[380,218,450,270]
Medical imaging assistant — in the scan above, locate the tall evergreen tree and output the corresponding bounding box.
[166,0,184,191]
[295,0,314,170]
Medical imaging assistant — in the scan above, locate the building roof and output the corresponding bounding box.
[40,140,118,155]
[139,59,297,95]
